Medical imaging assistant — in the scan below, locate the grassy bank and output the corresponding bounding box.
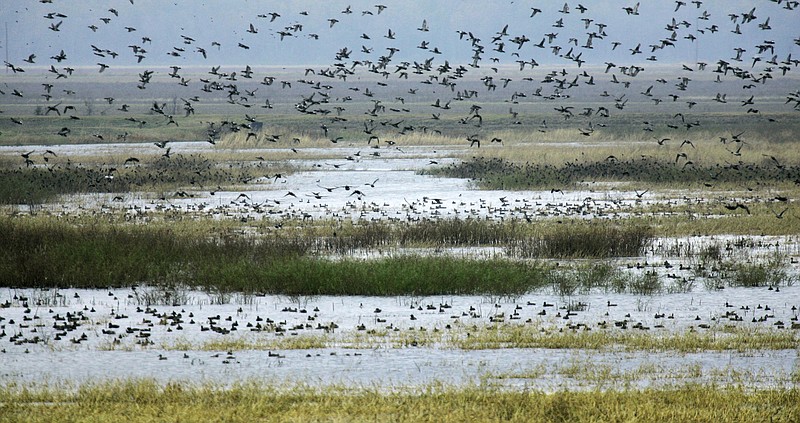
[0,381,797,423]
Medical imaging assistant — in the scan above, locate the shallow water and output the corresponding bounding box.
[1,286,798,390]
[2,141,799,390]
[8,140,658,222]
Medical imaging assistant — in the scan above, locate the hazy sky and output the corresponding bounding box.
[2,0,797,71]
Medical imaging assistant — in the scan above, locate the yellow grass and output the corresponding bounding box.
[129,323,800,353]
[0,381,797,423]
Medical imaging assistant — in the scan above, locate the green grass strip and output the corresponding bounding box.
[0,217,547,295]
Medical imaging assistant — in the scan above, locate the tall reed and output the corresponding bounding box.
[0,217,549,296]
[507,223,653,258]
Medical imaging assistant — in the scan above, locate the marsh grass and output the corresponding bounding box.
[428,154,800,191]
[724,255,795,288]
[306,218,530,252]
[132,283,191,307]
[507,223,653,258]
[209,108,800,153]
[453,324,800,353]
[4,213,795,296]
[243,256,548,296]
[0,216,652,290]
[22,287,69,308]
[675,241,796,289]
[474,132,800,165]
[625,271,664,295]
[0,217,551,295]
[541,359,697,388]
[0,153,286,205]
[148,323,800,353]
[165,335,330,352]
[396,218,520,246]
[501,359,795,389]
[0,217,310,290]
[630,200,800,236]
[0,380,797,423]
[544,262,661,296]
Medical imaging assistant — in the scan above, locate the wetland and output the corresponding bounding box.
[2,0,800,421]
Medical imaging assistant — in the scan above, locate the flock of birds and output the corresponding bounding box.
[4,2,800,391]
[2,2,799,150]
[1,282,798,359]
[0,1,799,221]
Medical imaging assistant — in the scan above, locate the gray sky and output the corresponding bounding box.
[2,0,798,71]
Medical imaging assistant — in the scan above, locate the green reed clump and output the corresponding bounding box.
[723,256,794,288]
[0,217,549,295]
[204,255,549,296]
[547,268,580,297]
[575,262,619,292]
[626,271,664,295]
[0,217,310,289]
[507,222,653,258]
[316,218,523,253]
[547,262,620,296]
